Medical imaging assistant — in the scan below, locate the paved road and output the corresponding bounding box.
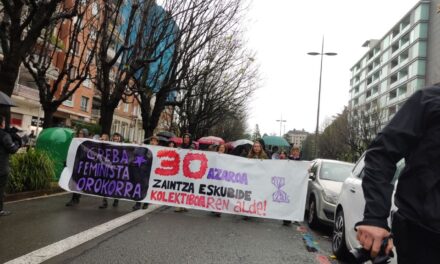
[1,193,340,264]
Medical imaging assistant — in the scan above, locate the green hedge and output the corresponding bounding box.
[7,149,55,193]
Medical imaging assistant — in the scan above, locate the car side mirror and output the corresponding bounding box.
[309,173,316,181]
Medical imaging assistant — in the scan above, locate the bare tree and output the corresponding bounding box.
[177,31,258,139]
[318,108,351,161]
[346,102,385,161]
[0,0,78,97]
[133,0,253,139]
[22,1,98,128]
[94,0,189,135]
[208,110,248,141]
[251,124,261,141]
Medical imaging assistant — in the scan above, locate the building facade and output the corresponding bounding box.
[1,1,174,142]
[285,129,309,149]
[349,0,440,124]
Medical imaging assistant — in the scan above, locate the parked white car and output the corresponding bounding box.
[306,159,355,229]
[331,154,404,262]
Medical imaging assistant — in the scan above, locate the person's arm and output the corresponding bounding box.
[356,88,431,256]
[2,132,20,154]
[359,89,427,229]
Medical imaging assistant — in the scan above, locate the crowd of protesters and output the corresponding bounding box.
[1,122,303,224]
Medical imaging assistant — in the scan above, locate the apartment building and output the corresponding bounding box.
[2,1,174,142]
[285,129,309,149]
[349,0,440,124]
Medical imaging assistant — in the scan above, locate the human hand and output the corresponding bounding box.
[356,225,394,258]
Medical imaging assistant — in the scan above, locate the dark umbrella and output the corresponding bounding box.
[144,135,169,144]
[0,91,16,107]
[157,131,176,139]
[232,144,252,156]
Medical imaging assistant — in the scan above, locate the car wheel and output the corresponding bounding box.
[307,196,319,229]
[332,209,351,260]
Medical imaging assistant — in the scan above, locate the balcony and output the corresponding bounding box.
[13,84,40,102]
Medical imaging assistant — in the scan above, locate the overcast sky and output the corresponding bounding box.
[244,0,419,136]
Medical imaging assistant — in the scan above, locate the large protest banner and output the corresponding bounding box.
[60,139,310,221]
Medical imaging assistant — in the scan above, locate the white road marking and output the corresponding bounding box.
[5,205,161,264]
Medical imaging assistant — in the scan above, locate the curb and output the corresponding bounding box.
[4,187,65,202]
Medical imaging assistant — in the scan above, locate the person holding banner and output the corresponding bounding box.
[247,140,269,159]
[288,147,301,160]
[278,150,287,160]
[65,128,89,207]
[99,133,120,209]
[279,149,293,226]
[175,133,193,212]
[181,133,193,149]
[243,140,269,220]
[210,143,228,217]
[217,143,227,154]
[132,134,158,211]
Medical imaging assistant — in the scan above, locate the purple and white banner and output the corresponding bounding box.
[59,139,310,221]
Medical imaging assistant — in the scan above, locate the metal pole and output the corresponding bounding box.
[315,36,324,158]
[276,115,286,137]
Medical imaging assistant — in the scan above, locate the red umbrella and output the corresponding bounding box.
[169,137,183,145]
[225,141,234,150]
[197,136,225,145]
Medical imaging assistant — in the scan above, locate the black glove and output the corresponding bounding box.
[350,237,394,264]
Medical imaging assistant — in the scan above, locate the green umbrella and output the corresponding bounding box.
[262,136,290,148]
[36,128,75,180]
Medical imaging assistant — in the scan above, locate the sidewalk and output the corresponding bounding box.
[4,186,65,202]
[0,193,136,263]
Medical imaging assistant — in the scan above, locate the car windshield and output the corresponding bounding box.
[319,162,354,182]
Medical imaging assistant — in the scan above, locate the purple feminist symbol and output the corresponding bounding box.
[133,155,146,167]
[272,176,289,203]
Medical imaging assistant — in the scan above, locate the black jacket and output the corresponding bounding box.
[358,86,440,233]
[0,129,20,175]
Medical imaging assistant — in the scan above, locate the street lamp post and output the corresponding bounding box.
[276,114,286,137]
[307,36,337,158]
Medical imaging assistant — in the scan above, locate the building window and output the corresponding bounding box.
[80,96,89,112]
[390,74,398,84]
[124,103,129,113]
[63,94,74,107]
[389,89,397,100]
[69,66,77,79]
[121,122,127,138]
[388,105,397,116]
[398,85,407,96]
[391,43,399,53]
[112,120,120,134]
[400,33,410,46]
[73,40,80,56]
[391,58,398,68]
[91,2,99,16]
[353,98,359,106]
[83,74,93,88]
[399,68,408,79]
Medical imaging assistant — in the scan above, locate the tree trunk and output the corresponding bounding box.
[42,108,55,129]
[0,54,21,97]
[141,108,153,139]
[0,69,19,97]
[99,105,115,135]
